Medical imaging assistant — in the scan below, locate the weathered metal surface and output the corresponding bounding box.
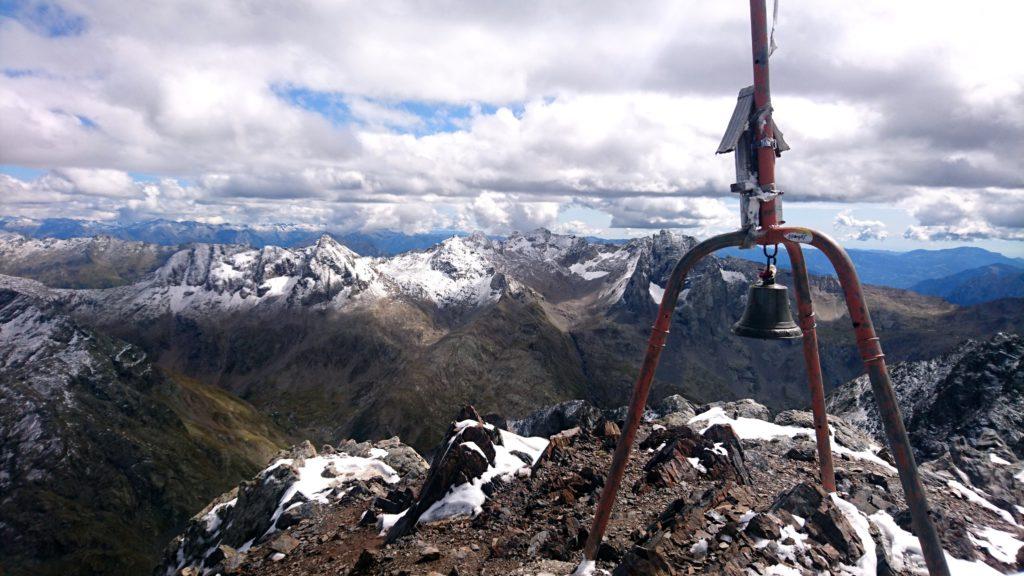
[784,242,836,492]
[749,0,779,228]
[731,279,803,339]
[716,85,790,155]
[581,230,748,562]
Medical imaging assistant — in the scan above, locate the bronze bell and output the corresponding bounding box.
[732,267,803,340]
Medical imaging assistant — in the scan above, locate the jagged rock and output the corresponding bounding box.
[385,409,500,542]
[701,399,771,421]
[771,483,863,563]
[220,463,300,547]
[508,399,604,437]
[830,333,1024,459]
[639,424,750,490]
[348,549,379,575]
[547,426,581,455]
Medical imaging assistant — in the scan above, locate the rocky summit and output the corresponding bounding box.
[158,393,1024,576]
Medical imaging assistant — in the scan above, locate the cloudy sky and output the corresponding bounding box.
[1,1,1022,254]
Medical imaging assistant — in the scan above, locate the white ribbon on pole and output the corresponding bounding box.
[769,0,779,57]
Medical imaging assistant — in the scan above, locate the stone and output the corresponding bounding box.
[640,424,750,489]
[654,394,698,420]
[702,399,770,421]
[348,549,379,575]
[508,399,604,437]
[786,441,818,462]
[322,462,341,477]
[276,501,320,529]
[527,530,550,556]
[417,545,441,563]
[268,532,300,555]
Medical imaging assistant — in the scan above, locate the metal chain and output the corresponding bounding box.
[762,243,778,268]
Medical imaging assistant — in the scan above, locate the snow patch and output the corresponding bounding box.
[720,269,747,284]
[648,282,665,304]
[870,511,1004,575]
[946,479,1018,526]
[969,526,1024,565]
[689,407,895,473]
[989,453,1012,466]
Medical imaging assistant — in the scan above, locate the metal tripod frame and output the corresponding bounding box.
[580,226,951,575]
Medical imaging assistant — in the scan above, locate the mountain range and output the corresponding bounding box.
[909,263,1024,306]
[5,216,1023,296]
[1,226,1022,574]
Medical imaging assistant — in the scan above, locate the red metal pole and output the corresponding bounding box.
[767,228,951,576]
[581,230,747,562]
[784,241,836,492]
[749,0,778,227]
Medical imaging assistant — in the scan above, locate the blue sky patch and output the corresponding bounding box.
[271,83,521,136]
[0,165,46,180]
[271,84,353,126]
[0,0,87,37]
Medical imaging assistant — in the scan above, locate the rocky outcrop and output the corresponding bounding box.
[158,439,418,576]
[159,397,1024,575]
[508,399,604,438]
[636,424,751,490]
[828,333,1023,459]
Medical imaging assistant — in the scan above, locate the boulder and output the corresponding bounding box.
[508,400,604,437]
[653,395,697,421]
[702,399,771,421]
[268,532,300,555]
[374,437,430,479]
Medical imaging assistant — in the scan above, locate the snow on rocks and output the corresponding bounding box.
[384,406,548,542]
[162,441,402,576]
[376,236,501,307]
[869,510,1006,575]
[689,406,896,473]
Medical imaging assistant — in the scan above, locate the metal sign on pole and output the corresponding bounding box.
[577,2,952,574]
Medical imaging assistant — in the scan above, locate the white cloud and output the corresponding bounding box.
[0,0,1021,241]
[833,210,888,241]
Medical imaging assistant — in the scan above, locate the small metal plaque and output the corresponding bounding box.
[784,231,813,243]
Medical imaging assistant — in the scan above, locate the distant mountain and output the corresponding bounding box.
[909,263,1024,305]
[0,216,472,256]
[7,216,1023,289]
[0,286,287,576]
[720,245,1024,289]
[0,233,177,288]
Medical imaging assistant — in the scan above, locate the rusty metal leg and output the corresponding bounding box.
[784,242,836,492]
[787,229,951,576]
[581,230,747,562]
